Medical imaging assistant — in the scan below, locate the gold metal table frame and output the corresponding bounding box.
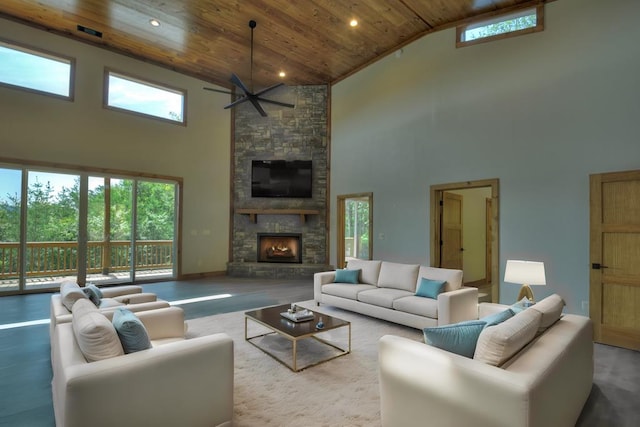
[244,304,351,372]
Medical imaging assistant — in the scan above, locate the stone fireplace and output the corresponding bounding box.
[257,233,302,264]
[227,85,333,279]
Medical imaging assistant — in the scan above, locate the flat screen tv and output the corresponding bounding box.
[251,160,312,198]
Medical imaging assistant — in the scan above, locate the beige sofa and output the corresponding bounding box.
[50,281,170,336]
[378,295,593,427]
[51,301,234,427]
[314,259,478,328]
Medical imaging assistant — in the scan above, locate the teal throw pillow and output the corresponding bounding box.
[334,268,360,284]
[423,320,486,358]
[112,308,151,354]
[480,308,515,328]
[82,284,102,307]
[415,278,446,299]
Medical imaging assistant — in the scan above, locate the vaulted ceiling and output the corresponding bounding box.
[0,0,545,90]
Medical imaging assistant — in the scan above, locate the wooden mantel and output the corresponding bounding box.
[235,208,320,224]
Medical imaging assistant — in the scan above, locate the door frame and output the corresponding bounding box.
[337,192,373,269]
[430,179,499,302]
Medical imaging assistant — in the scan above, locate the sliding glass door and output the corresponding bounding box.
[0,164,179,294]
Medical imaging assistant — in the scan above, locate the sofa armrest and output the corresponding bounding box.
[314,271,337,302]
[378,335,530,427]
[113,292,157,304]
[136,307,186,340]
[58,332,234,427]
[437,286,478,325]
[100,285,142,298]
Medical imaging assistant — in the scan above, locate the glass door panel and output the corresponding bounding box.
[134,181,176,281]
[337,193,373,268]
[25,170,80,290]
[108,178,134,284]
[0,167,22,292]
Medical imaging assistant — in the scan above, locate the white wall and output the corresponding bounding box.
[330,0,640,314]
[0,18,231,274]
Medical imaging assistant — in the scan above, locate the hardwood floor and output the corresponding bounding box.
[0,276,314,426]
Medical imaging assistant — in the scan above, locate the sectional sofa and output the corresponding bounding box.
[314,259,478,329]
[378,294,594,427]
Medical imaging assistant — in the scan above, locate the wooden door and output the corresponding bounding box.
[590,170,640,350]
[441,192,463,270]
[485,198,493,284]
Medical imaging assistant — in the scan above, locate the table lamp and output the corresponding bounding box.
[504,260,546,303]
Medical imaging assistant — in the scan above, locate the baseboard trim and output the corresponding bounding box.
[179,270,227,280]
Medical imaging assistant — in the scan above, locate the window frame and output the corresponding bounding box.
[103,68,187,126]
[456,4,544,48]
[0,38,75,101]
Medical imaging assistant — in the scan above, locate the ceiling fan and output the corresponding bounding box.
[203,20,295,117]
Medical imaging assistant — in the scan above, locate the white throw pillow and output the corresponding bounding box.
[473,308,542,366]
[72,299,124,362]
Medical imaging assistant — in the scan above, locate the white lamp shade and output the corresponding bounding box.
[504,260,546,285]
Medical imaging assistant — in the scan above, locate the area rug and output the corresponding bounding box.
[185,301,423,427]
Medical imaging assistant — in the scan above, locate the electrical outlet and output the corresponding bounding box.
[582,301,589,312]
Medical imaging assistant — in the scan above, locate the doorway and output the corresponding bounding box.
[590,170,640,350]
[431,179,499,302]
[337,193,373,269]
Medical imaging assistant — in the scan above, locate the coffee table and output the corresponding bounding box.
[244,304,351,372]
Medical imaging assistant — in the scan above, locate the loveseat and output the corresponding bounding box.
[51,299,234,427]
[314,259,478,328]
[50,280,170,336]
[378,294,593,427]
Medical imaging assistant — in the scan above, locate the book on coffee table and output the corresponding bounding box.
[280,309,315,322]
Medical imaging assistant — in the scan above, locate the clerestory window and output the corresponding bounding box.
[104,69,186,124]
[0,39,74,99]
[456,5,544,48]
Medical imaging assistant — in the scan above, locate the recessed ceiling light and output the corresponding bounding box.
[279,71,286,78]
[350,19,358,27]
[149,19,160,27]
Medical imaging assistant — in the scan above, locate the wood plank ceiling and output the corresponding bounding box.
[0,0,544,90]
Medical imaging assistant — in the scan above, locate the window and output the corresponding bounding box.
[0,39,74,99]
[105,70,186,124]
[456,5,544,48]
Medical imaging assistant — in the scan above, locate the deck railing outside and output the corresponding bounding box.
[0,240,173,279]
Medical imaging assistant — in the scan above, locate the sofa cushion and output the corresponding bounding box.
[322,283,377,300]
[416,266,463,292]
[415,278,446,299]
[530,294,565,333]
[357,288,413,309]
[60,281,89,311]
[99,298,125,309]
[334,268,360,284]
[112,308,152,353]
[377,262,420,292]
[392,295,438,318]
[346,259,382,286]
[474,308,542,366]
[423,320,487,358]
[72,299,124,362]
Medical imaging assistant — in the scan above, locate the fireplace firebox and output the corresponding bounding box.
[257,233,302,263]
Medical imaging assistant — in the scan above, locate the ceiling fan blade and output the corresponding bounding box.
[224,95,250,109]
[230,73,252,95]
[248,96,268,117]
[203,87,233,95]
[255,97,295,108]
[254,82,285,97]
